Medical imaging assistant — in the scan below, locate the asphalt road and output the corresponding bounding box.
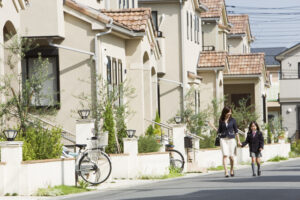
[61,159,300,200]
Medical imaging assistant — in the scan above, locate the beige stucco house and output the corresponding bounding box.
[276,44,300,138]
[227,14,252,54]
[201,0,230,52]
[224,53,269,125]
[197,0,268,125]
[252,47,287,122]
[138,0,207,124]
[1,0,28,95]
[18,0,161,137]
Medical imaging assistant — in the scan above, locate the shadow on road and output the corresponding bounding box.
[123,189,300,200]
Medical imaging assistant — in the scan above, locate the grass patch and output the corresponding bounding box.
[35,185,92,196]
[139,166,183,180]
[208,165,224,171]
[289,151,300,158]
[268,156,288,162]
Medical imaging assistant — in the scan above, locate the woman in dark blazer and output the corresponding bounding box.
[217,106,242,177]
[242,121,264,176]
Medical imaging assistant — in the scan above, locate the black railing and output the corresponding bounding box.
[202,45,215,51]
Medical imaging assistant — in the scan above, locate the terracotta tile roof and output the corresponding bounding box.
[64,0,111,24]
[198,51,228,68]
[228,15,250,35]
[226,53,265,75]
[200,0,225,18]
[101,8,152,32]
[64,0,151,32]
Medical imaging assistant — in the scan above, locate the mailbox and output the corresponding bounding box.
[184,136,193,148]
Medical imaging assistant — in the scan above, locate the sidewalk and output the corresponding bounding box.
[2,157,300,200]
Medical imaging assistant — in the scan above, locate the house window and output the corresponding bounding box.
[298,62,300,78]
[106,56,124,106]
[190,13,193,41]
[197,17,200,44]
[195,90,200,114]
[151,11,158,31]
[107,56,112,84]
[22,46,60,107]
[187,12,189,40]
[194,15,197,43]
[297,106,300,131]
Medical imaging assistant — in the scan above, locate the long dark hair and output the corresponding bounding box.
[248,121,260,132]
[219,106,232,122]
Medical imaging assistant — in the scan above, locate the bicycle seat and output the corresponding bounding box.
[75,144,87,149]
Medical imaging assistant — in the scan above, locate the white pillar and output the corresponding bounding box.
[123,138,138,156]
[0,141,23,195]
[123,138,138,178]
[76,119,95,149]
[172,124,186,171]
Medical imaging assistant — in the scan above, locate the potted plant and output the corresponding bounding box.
[278,131,285,144]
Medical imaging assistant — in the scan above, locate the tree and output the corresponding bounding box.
[231,98,259,130]
[0,33,54,135]
[77,76,135,154]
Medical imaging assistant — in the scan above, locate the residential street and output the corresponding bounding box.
[60,158,300,200]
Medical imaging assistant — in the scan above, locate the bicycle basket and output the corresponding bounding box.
[91,131,108,148]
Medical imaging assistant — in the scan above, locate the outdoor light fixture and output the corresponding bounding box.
[174,116,181,124]
[3,130,18,141]
[78,109,90,119]
[126,129,136,138]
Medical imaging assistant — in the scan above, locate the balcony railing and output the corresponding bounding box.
[202,45,215,51]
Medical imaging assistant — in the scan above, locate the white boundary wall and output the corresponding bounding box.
[0,142,75,196]
[196,143,291,168]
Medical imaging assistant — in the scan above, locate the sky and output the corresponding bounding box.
[225,0,300,48]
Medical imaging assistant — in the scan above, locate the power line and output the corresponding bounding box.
[226,5,300,10]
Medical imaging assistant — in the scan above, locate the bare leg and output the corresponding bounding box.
[229,156,234,175]
[223,156,228,176]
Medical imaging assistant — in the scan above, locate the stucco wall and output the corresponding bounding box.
[228,37,242,54]
[199,71,216,111]
[139,3,182,123]
[281,103,299,137]
[281,48,300,79]
[203,23,217,49]
[20,0,65,37]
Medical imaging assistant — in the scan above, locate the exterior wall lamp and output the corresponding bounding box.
[3,130,18,141]
[78,109,90,119]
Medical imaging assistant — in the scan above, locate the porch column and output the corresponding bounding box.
[127,63,145,136]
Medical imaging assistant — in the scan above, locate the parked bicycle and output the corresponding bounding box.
[165,143,185,172]
[62,136,112,185]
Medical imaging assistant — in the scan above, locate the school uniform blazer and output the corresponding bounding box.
[242,131,264,153]
[217,117,238,139]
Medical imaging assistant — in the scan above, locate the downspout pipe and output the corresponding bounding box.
[93,19,113,133]
[215,69,219,101]
[179,0,186,113]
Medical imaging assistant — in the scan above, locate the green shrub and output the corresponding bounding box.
[199,134,216,148]
[145,125,154,136]
[268,156,288,162]
[138,135,161,153]
[16,122,62,161]
[103,103,116,154]
[290,140,300,157]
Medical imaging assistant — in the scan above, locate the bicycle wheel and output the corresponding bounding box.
[78,148,112,185]
[167,149,185,172]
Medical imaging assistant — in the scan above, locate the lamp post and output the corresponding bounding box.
[78,109,90,119]
[3,130,18,141]
[174,116,181,124]
[126,129,136,138]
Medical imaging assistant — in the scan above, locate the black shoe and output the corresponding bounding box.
[230,172,234,177]
[225,175,229,178]
[253,173,257,177]
[258,170,261,176]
